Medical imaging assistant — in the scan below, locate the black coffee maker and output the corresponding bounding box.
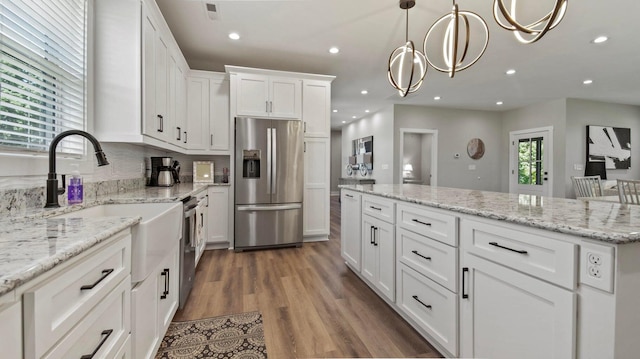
[149,157,180,186]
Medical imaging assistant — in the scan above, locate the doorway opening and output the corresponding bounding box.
[399,128,438,186]
[509,126,553,197]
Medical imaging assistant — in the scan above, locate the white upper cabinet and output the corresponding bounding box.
[186,71,231,154]
[234,72,301,119]
[302,80,331,137]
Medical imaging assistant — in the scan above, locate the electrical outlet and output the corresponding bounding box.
[580,242,614,293]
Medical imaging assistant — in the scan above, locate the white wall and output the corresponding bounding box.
[393,104,503,191]
[330,130,342,194]
[341,106,395,184]
[500,99,567,197]
[565,98,640,197]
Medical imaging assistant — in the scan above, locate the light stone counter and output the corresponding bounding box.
[340,184,640,244]
[0,182,230,297]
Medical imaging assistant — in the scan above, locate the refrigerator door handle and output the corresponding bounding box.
[237,204,302,211]
[272,127,277,195]
[266,127,272,195]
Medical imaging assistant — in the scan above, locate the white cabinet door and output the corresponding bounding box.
[175,64,187,147]
[236,73,270,117]
[209,75,230,151]
[460,252,576,359]
[132,270,160,359]
[142,11,162,140]
[235,73,301,119]
[167,54,179,145]
[302,79,331,137]
[270,77,301,119]
[157,244,179,333]
[341,190,362,271]
[0,300,22,359]
[361,214,395,302]
[207,187,229,245]
[186,77,210,150]
[303,138,330,239]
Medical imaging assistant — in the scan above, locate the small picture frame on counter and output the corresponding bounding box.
[193,161,214,183]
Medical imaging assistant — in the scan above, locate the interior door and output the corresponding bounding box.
[509,128,552,197]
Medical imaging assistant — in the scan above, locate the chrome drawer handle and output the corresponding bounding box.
[488,241,528,255]
[411,250,431,261]
[411,218,431,226]
[412,295,432,310]
[80,269,114,291]
[80,329,113,359]
[369,206,382,211]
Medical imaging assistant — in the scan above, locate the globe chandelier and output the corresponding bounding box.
[387,0,569,94]
[387,0,428,97]
[423,1,489,78]
[493,0,568,44]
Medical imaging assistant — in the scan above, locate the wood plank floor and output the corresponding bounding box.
[174,195,442,358]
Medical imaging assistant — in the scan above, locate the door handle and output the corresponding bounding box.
[176,127,181,141]
[157,115,163,132]
[411,250,431,261]
[373,227,378,246]
[237,204,302,211]
[411,218,432,226]
[80,329,113,359]
[160,268,169,299]
[272,128,277,194]
[462,267,469,299]
[412,295,432,309]
[266,128,272,195]
[80,269,114,290]
[488,241,528,255]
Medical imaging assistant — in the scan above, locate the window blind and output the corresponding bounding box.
[0,0,87,155]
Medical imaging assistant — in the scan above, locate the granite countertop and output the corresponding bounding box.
[340,184,640,244]
[0,182,230,298]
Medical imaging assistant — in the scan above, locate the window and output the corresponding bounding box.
[0,0,87,156]
[518,136,544,186]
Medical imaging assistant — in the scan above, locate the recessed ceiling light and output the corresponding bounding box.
[583,79,593,85]
[506,69,516,75]
[342,121,346,124]
[352,116,357,119]
[361,90,368,95]
[496,101,504,106]
[228,32,240,40]
[365,109,370,113]
[332,109,338,113]
[434,96,441,100]
[592,36,608,44]
[329,47,339,54]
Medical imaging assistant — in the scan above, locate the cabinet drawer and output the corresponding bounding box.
[362,194,395,224]
[397,227,458,292]
[397,203,457,246]
[24,232,131,359]
[43,278,131,359]
[461,218,577,289]
[398,264,458,356]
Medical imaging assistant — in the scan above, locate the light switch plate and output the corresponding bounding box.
[580,241,614,293]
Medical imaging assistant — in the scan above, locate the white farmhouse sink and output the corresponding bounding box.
[53,202,183,283]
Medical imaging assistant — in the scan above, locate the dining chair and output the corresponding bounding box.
[617,179,640,204]
[571,176,603,198]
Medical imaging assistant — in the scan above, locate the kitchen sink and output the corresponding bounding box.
[52,202,183,283]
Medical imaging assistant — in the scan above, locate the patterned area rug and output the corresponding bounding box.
[155,311,267,359]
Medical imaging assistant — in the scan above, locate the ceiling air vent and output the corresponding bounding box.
[206,3,218,20]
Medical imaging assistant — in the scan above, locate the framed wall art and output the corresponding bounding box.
[587,125,631,169]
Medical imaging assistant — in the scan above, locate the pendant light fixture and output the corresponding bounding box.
[493,0,568,44]
[388,0,427,97]
[423,1,489,78]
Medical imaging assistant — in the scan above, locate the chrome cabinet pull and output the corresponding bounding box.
[411,250,431,261]
[80,329,113,359]
[80,269,114,291]
[183,131,187,144]
[489,241,528,255]
[412,295,432,309]
[210,134,214,146]
[411,218,432,226]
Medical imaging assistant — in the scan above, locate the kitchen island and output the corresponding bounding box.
[340,184,640,359]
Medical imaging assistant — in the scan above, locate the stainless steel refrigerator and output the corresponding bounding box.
[234,117,304,250]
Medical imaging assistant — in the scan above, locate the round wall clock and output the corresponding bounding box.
[467,138,485,159]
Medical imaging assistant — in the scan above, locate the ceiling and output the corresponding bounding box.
[155,0,640,128]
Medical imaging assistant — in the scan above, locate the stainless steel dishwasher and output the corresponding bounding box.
[179,196,198,309]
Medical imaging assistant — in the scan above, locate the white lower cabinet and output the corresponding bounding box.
[303,137,330,240]
[132,242,180,359]
[459,250,576,359]
[0,298,22,359]
[361,214,395,302]
[341,189,362,271]
[207,186,230,245]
